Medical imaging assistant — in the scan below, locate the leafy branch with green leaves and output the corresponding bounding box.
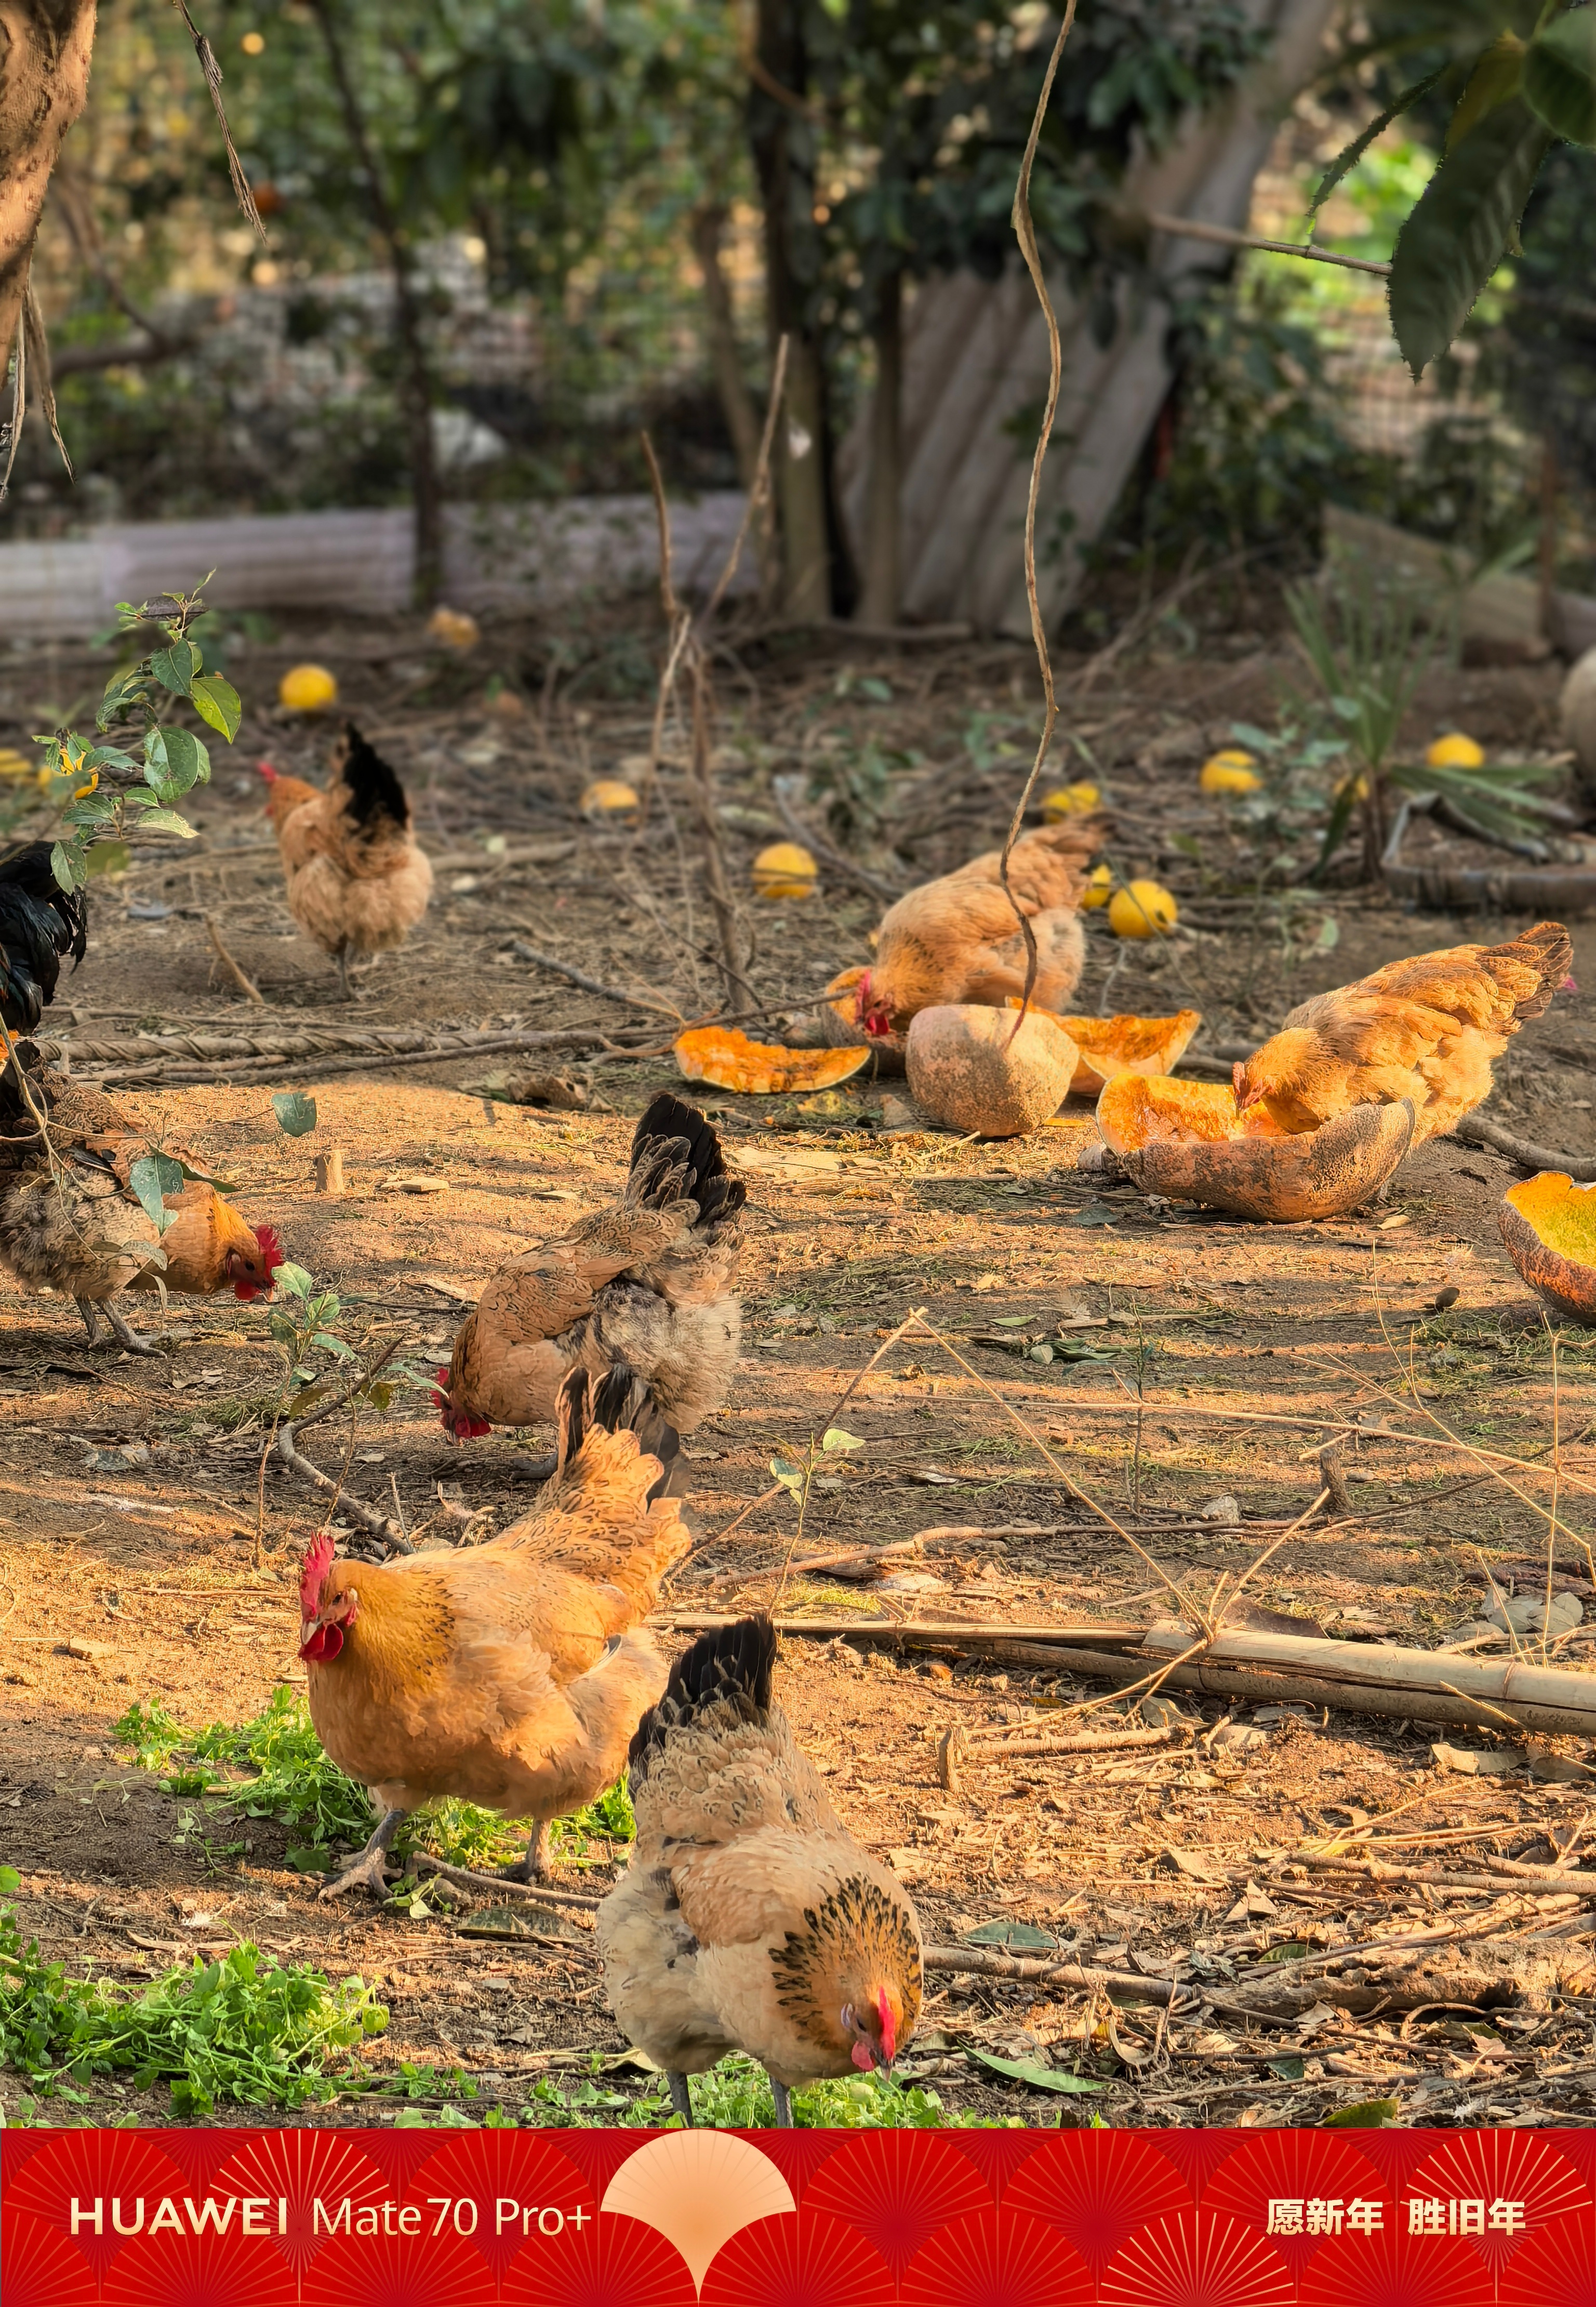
[1313,3,1596,377]
[38,577,241,893]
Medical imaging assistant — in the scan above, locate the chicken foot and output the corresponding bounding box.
[770,2077,794,2129]
[667,2072,694,2128]
[76,1296,162,1357]
[318,1806,405,1900]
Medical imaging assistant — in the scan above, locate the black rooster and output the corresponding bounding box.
[0,843,88,1035]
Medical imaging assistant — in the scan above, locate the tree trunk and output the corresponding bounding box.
[307,0,442,609]
[748,0,831,620]
[691,202,761,492]
[858,268,902,626]
[0,0,98,410]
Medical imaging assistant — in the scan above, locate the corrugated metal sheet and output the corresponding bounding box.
[835,0,1342,635]
[0,491,753,637]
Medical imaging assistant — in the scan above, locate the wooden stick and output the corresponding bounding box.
[1301,1850,1596,1897]
[770,785,903,906]
[1141,209,1392,279]
[204,915,264,1005]
[508,942,685,1023]
[1455,1112,1596,1184]
[923,1944,1178,2007]
[654,1612,1146,1650]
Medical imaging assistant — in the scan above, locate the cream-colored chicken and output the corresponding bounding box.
[850,818,1102,1048]
[260,723,433,997]
[299,1364,690,1897]
[435,1094,743,1443]
[1233,920,1574,1143]
[598,1614,923,2128]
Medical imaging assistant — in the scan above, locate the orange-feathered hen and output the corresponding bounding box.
[853,819,1102,1046]
[299,1363,691,1898]
[435,1094,743,1444]
[260,722,433,997]
[598,1614,923,2128]
[0,1044,281,1354]
[1233,920,1575,1143]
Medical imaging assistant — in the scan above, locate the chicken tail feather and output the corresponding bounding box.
[629,1094,748,1231]
[555,1359,684,1502]
[629,1610,775,1781]
[1480,919,1573,1022]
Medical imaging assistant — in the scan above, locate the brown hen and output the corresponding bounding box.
[598,1614,923,2127]
[299,1363,690,1898]
[853,818,1102,1045]
[435,1094,743,1444]
[1233,920,1574,1142]
[261,723,433,997]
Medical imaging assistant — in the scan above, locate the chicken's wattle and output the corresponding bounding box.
[433,1367,490,1441]
[299,1622,343,1663]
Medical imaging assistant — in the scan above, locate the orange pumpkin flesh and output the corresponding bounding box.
[1097,1076,1415,1223]
[674,1026,870,1097]
[1498,1173,1596,1325]
[1007,1005,1203,1096]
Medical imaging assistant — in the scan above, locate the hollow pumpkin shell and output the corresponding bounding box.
[1007,1003,1203,1097]
[1498,1172,1596,1325]
[813,966,907,1075]
[674,1027,869,1097]
[1098,1076,1416,1222]
[906,1004,1078,1139]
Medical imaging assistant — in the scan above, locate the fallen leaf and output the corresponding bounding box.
[1323,2098,1398,2127]
[966,2049,1102,2093]
[963,1920,1058,1953]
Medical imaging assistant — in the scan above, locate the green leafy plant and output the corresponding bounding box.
[39,580,240,893]
[1314,4,1596,378]
[268,1262,357,1394]
[0,1873,385,2113]
[518,2049,978,2130]
[1287,556,1567,874]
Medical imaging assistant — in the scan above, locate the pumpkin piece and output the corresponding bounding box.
[905,1004,1078,1139]
[1081,863,1113,909]
[1498,1172,1596,1325]
[278,664,339,713]
[580,777,640,820]
[1097,1075,1415,1223]
[1006,1003,1203,1096]
[813,965,907,1074]
[673,1027,869,1097]
[1426,731,1484,770]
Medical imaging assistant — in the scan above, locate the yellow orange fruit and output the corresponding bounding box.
[580,778,640,820]
[0,747,32,780]
[1108,879,1178,939]
[1042,780,1101,818]
[278,664,339,713]
[751,841,818,899]
[1426,732,1485,770]
[1200,750,1261,795]
[1081,863,1113,909]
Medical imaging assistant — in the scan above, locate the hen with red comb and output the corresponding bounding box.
[0,1031,284,1351]
[262,724,433,999]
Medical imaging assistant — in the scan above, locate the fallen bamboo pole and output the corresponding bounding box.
[923,1945,1178,2007]
[653,1613,1146,1650]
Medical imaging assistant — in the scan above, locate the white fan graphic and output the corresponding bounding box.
[601,2130,797,2297]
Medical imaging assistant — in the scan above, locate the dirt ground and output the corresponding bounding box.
[2,607,1595,2130]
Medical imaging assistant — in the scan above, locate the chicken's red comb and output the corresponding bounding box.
[258,760,279,783]
[299,1530,335,1620]
[254,1224,284,1273]
[877,1986,897,2063]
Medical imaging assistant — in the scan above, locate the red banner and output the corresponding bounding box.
[3,2123,1589,2305]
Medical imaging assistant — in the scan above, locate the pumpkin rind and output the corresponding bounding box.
[905,1003,1078,1138]
[1498,1173,1596,1325]
[673,1026,869,1096]
[1098,1077,1415,1221]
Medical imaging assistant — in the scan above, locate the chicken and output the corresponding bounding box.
[435,1093,743,1443]
[1233,920,1575,1144]
[598,1614,923,2129]
[0,1045,281,1353]
[260,722,433,998]
[852,818,1102,1046]
[299,1362,691,1899]
[0,841,87,1033]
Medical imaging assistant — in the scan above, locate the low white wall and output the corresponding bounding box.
[0,491,754,637]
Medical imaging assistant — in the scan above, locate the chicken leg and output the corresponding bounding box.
[319,1805,404,1900]
[77,1296,161,1356]
[667,2071,694,2128]
[336,944,351,1001]
[770,2077,794,2129]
